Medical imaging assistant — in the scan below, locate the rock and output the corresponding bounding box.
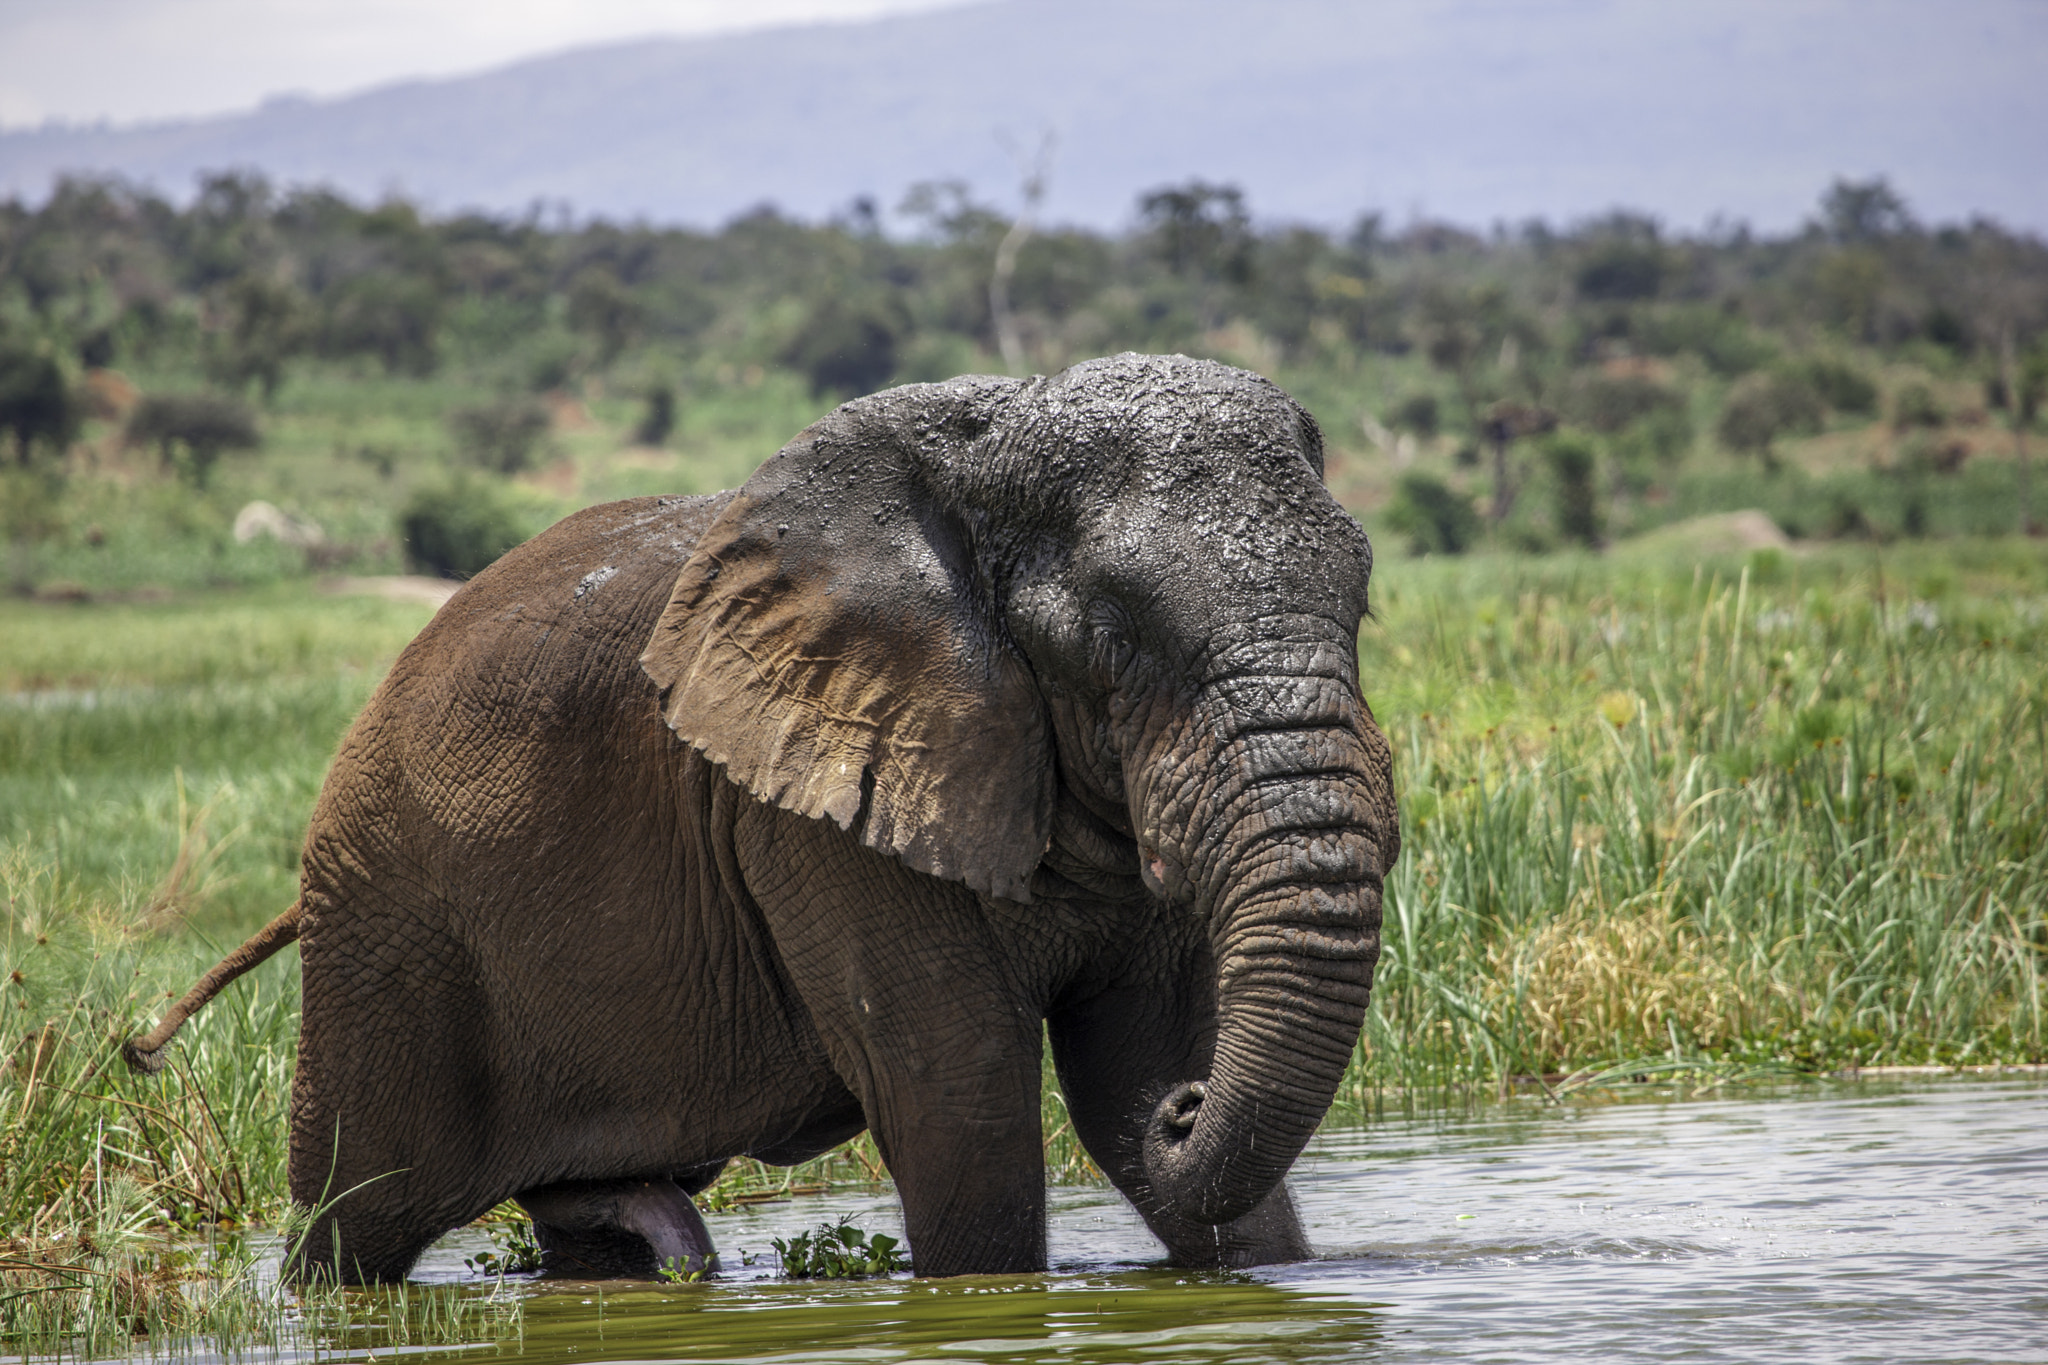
[1622,509,1791,558]
[319,576,461,608]
[233,501,326,548]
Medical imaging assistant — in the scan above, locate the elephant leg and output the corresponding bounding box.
[518,1177,716,1279]
[853,1015,1048,1277]
[741,808,1048,1275]
[287,891,506,1284]
[1047,954,1311,1269]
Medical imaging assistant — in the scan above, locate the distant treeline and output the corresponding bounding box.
[3,170,2048,564]
[4,172,2046,411]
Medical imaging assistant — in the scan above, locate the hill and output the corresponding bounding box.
[1,0,2044,231]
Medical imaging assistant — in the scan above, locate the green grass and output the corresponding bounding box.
[1,587,439,936]
[11,357,834,598]
[1344,535,2048,1102]
[2,534,2044,1355]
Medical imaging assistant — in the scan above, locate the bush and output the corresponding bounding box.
[0,343,79,469]
[125,392,260,486]
[1638,305,1777,377]
[1892,381,1947,431]
[1790,357,1878,416]
[449,398,552,474]
[1543,435,1602,546]
[1392,393,1441,437]
[1387,472,1481,555]
[1717,372,1822,469]
[1562,371,1684,434]
[634,382,676,447]
[399,478,530,578]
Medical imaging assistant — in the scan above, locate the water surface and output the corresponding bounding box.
[389,1077,2047,1364]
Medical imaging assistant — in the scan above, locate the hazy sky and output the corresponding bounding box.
[0,0,974,128]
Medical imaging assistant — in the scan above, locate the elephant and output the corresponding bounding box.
[127,352,1399,1282]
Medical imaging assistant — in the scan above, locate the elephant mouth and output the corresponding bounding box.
[1138,844,1189,900]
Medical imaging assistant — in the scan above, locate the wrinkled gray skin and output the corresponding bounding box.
[281,353,1397,1281]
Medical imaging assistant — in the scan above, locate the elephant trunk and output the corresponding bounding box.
[1134,666,1390,1226]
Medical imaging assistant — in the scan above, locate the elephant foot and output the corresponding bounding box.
[517,1177,717,1279]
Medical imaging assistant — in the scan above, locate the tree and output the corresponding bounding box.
[782,290,910,398]
[1818,178,1913,243]
[323,273,444,376]
[0,342,80,468]
[126,392,260,486]
[1138,180,1252,285]
[1479,400,1559,522]
[1995,327,2046,535]
[204,274,308,399]
[988,132,1054,375]
[1574,216,1668,303]
[566,266,645,365]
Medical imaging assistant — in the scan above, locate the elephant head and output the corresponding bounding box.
[640,352,1397,1227]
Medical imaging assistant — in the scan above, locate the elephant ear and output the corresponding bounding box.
[639,377,1054,903]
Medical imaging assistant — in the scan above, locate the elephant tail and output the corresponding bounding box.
[122,900,303,1076]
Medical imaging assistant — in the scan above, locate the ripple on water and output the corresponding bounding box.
[380,1078,2047,1365]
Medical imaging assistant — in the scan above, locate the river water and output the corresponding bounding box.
[385,1077,2047,1363]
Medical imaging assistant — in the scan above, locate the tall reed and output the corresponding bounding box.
[1341,540,2047,1103]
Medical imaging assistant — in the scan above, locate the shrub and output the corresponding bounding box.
[1392,393,1441,437]
[1387,472,1481,555]
[0,342,79,469]
[1638,305,1777,377]
[1563,371,1684,434]
[1608,404,1696,496]
[1717,372,1822,469]
[634,382,677,447]
[399,478,529,578]
[125,392,260,486]
[1543,435,1602,546]
[1790,357,1878,416]
[1892,381,1947,431]
[449,397,552,474]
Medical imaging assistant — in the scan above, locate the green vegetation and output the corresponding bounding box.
[3,164,2046,1354]
[3,542,2039,1339]
[3,172,2047,602]
[771,1218,908,1279]
[1342,538,2047,1103]
[463,1218,544,1278]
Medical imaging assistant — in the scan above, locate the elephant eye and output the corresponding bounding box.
[1089,624,1135,687]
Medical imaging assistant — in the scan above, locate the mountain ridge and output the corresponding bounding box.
[2,0,2043,232]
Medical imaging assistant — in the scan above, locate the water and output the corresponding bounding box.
[392,1079,2048,1362]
